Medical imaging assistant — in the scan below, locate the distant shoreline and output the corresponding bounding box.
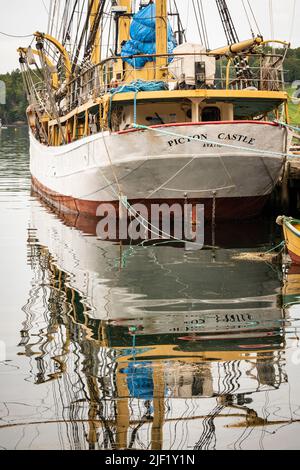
[3,122,27,127]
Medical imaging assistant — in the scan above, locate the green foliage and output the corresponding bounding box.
[0,69,27,124]
[287,87,300,126]
[285,48,300,78]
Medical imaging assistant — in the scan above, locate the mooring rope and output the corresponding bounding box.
[133,123,294,160]
[264,240,285,254]
[100,135,205,248]
[275,120,300,134]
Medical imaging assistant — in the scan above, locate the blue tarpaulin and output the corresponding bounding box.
[110,79,168,95]
[121,3,177,69]
[121,362,154,399]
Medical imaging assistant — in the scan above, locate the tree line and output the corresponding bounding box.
[0,70,28,124]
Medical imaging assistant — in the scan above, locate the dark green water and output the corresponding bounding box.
[0,127,300,450]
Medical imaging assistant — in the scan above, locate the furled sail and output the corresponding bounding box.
[121,3,177,69]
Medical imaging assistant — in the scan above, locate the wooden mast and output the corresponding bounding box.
[155,0,168,80]
[113,1,132,80]
[118,0,132,50]
[90,0,101,64]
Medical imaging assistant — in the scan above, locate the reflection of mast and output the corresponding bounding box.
[151,365,164,451]
[115,367,130,449]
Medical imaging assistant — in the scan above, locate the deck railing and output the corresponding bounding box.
[64,51,286,112]
[31,51,287,115]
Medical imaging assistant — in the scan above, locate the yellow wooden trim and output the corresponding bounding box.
[284,100,290,124]
[48,89,287,127]
[260,39,290,47]
[226,57,233,90]
[39,114,50,123]
[109,89,288,103]
[114,344,281,363]
[34,31,72,82]
[48,99,95,126]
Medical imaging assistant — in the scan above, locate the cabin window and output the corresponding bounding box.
[201,107,221,122]
[195,62,206,88]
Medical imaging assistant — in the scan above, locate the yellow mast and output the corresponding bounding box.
[155,0,168,80]
[90,0,101,64]
[118,0,132,50]
[113,1,132,80]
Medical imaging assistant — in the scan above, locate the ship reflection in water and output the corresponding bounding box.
[10,199,300,450]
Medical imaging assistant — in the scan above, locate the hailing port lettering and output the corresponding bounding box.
[168,133,256,147]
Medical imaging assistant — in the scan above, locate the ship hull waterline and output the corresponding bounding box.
[30,121,288,221]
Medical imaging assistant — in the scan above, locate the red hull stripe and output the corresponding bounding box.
[32,176,268,221]
[116,120,279,135]
[288,249,300,265]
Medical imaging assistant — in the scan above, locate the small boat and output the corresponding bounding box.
[277,216,300,264]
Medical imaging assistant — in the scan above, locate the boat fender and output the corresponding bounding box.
[276,215,284,226]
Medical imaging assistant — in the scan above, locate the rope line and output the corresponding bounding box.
[264,240,285,254]
[0,31,33,38]
[247,0,262,36]
[133,123,293,160]
[276,120,300,133]
[242,0,255,38]
[99,140,205,248]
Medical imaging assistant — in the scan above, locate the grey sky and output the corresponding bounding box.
[0,0,299,73]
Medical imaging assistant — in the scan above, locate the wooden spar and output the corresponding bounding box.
[155,0,168,80]
[34,32,72,82]
[209,36,263,56]
[89,0,101,64]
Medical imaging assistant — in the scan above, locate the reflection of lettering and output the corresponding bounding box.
[224,313,252,323]
[168,132,255,148]
[215,313,253,323]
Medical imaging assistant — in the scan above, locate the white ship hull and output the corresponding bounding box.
[30,121,289,220]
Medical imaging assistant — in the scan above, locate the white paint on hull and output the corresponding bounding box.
[30,122,289,202]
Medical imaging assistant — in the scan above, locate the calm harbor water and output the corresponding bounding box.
[1,127,300,450]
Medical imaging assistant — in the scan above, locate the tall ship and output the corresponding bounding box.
[19,0,292,221]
